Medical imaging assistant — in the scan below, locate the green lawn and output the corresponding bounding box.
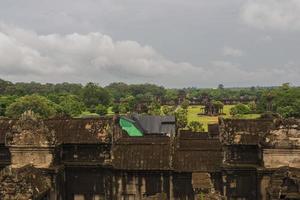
[77,111,100,118]
[187,105,260,131]
[77,105,260,131]
[107,106,114,115]
[77,106,114,118]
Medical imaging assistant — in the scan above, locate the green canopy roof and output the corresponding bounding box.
[119,117,143,137]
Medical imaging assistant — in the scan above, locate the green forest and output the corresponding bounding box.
[0,79,299,130]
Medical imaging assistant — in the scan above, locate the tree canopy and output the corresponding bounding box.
[0,78,299,119]
[5,95,58,118]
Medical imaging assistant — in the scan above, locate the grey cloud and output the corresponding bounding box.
[210,60,300,86]
[0,0,299,87]
[0,23,299,87]
[260,35,273,42]
[0,24,202,85]
[222,46,244,57]
[241,0,300,31]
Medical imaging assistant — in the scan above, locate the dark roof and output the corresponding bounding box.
[45,118,113,144]
[112,136,171,170]
[0,118,113,144]
[112,132,223,172]
[174,133,222,172]
[174,150,222,172]
[132,114,175,135]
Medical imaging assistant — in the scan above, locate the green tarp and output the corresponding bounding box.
[119,117,143,137]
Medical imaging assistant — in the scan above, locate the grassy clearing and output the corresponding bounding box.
[230,113,261,119]
[77,111,100,118]
[77,105,260,131]
[77,106,114,118]
[107,106,114,115]
[187,105,260,131]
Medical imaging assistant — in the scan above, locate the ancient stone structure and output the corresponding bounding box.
[0,113,299,199]
[0,165,51,200]
[265,167,300,199]
[200,96,223,116]
[6,111,57,169]
[219,118,300,199]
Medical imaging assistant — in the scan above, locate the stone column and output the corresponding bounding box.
[169,175,174,200]
[260,175,270,200]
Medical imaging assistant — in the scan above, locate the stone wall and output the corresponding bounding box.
[9,147,55,168]
[0,115,299,199]
[263,149,300,168]
[0,165,51,200]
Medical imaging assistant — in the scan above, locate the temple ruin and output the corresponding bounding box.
[0,112,299,199]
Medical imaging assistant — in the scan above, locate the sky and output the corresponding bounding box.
[0,0,299,88]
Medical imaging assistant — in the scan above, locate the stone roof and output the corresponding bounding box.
[112,136,171,170]
[45,118,113,144]
[0,117,114,144]
[174,132,222,172]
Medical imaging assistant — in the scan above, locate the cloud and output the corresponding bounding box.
[222,46,243,57]
[209,60,300,86]
[241,0,300,31]
[0,23,197,83]
[260,35,272,42]
[0,23,299,87]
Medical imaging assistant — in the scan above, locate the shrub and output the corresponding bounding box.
[112,103,120,113]
[148,101,161,115]
[230,103,251,116]
[175,108,188,129]
[248,101,257,112]
[181,99,190,109]
[161,105,176,115]
[94,104,108,116]
[187,121,204,132]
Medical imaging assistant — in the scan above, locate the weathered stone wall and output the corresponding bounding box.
[224,145,260,165]
[263,119,300,148]
[263,149,300,168]
[64,168,225,200]
[219,118,273,145]
[222,170,257,199]
[0,165,51,200]
[10,147,55,168]
[62,144,111,165]
[4,112,57,169]
[262,119,300,169]
[266,167,300,199]
[5,112,56,147]
[1,115,300,199]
